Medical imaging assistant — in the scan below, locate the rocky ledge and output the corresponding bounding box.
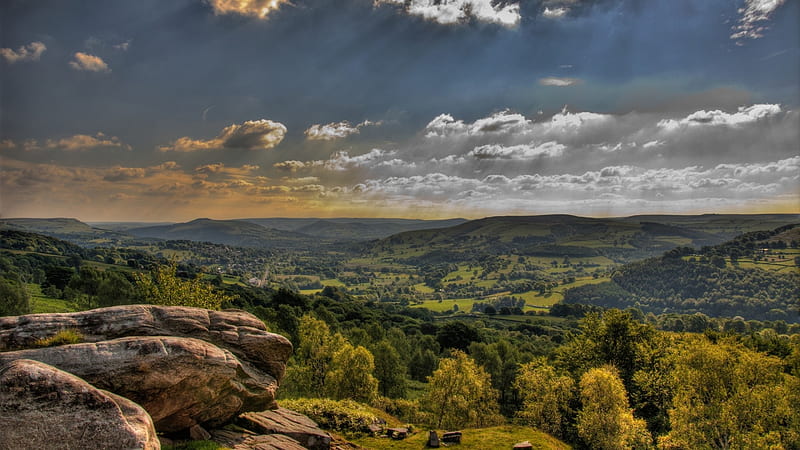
[0,306,332,450]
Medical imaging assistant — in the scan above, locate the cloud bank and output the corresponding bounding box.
[376,0,521,27]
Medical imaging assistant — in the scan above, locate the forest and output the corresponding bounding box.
[1,223,799,449]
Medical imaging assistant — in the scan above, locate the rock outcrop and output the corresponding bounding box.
[238,408,333,450]
[0,305,292,383]
[0,336,279,432]
[0,359,159,450]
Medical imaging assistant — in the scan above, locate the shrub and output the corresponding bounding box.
[33,329,84,347]
[279,398,388,434]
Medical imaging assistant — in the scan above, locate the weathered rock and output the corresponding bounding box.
[0,305,292,382]
[189,424,212,441]
[0,336,278,432]
[238,407,332,450]
[0,359,158,450]
[211,429,306,450]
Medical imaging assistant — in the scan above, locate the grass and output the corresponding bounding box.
[349,425,570,449]
[28,284,79,314]
[33,329,84,347]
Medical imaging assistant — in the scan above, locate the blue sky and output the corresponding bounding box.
[1,0,798,220]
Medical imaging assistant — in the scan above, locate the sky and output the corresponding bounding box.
[1,0,798,221]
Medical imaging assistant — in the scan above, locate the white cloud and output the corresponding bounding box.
[469,141,566,160]
[658,104,781,130]
[376,0,520,27]
[542,7,568,19]
[642,140,664,149]
[160,119,287,151]
[425,110,531,138]
[304,120,381,141]
[206,0,291,19]
[731,0,787,41]
[69,52,110,73]
[1,42,47,63]
[539,76,582,87]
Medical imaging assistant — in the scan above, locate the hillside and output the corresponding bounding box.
[0,218,133,247]
[241,217,468,240]
[126,218,315,248]
[561,223,800,321]
[370,214,800,265]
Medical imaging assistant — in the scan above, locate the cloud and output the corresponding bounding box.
[657,104,782,130]
[304,120,381,141]
[103,167,147,181]
[376,0,520,27]
[468,141,566,160]
[1,41,47,63]
[542,7,568,19]
[69,52,110,72]
[539,76,582,87]
[160,119,287,151]
[206,0,291,19]
[8,133,131,152]
[425,110,531,138]
[731,0,787,41]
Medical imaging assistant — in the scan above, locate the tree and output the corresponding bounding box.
[285,314,346,397]
[135,263,233,309]
[372,339,407,398]
[0,278,31,316]
[515,358,575,439]
[661,338,800,449]
[422,350,501,429]
[577,366,650,450]
[326,343,379,403]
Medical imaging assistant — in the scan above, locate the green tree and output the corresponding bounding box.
[325,343,379,403]
[372,339,407,398]
[0,278,31,316]
[514,358,575,439]
[284,315,346,397]
[577,366,650,450]
[134,263,233,309]
[661,338,800,449]
[422,350,501,429]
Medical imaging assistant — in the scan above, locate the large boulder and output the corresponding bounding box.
[238,407,332,450]
[0,336,278,432]
[0,305,292,382]
[0,359,159,450]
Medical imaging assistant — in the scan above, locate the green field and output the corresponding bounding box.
[27,284,78,314]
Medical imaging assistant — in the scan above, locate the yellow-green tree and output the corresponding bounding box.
[660,337,800,449]
[326,343,379,403]
[134,263,233,310]
[514,358,575,438]
[422,350,501,429]
[284,314,346,397]
[577,366,650,450]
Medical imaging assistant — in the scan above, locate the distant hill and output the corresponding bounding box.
[561,223,800,321]
[240,218,468,240]
[0,218,134,247]
[371,214,800,264]
[126,218,314,248]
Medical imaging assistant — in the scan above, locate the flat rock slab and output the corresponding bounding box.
[238,407,332,450]
[0,336,278,432]
[0,359,158,450]
[0,305,293,382]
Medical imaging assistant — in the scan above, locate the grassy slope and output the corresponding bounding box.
[351,425,570,449]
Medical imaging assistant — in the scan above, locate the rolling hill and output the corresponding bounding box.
[126,218,315,248]
[370,214,800,264]
[240,217,468,240]
[0,218,134,247]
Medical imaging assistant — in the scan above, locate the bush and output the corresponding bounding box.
[34,329,84,347]
[279,398,389,433]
